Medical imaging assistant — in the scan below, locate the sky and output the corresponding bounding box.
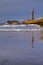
[0,0,43,22]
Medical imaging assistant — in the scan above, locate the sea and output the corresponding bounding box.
[0,24,43,65]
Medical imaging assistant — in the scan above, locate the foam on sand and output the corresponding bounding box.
[0,29,42,32]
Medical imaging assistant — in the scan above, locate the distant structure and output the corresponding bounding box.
[5,8,43,25]
[6,20,19,24]
[32,8,34,20]
[22,8,35,24]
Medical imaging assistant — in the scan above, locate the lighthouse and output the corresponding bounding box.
[32,8,34,20]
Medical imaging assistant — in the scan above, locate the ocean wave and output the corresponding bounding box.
[0,29,42,32]
[0,24,40,28]
[0,24,26,28]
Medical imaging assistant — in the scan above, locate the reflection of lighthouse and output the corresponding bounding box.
[32,8,34,20]
[31,31,34,48]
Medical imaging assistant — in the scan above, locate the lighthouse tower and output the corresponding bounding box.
[32,8,34,20]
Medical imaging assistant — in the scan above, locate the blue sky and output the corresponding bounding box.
[0,0,43,22]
